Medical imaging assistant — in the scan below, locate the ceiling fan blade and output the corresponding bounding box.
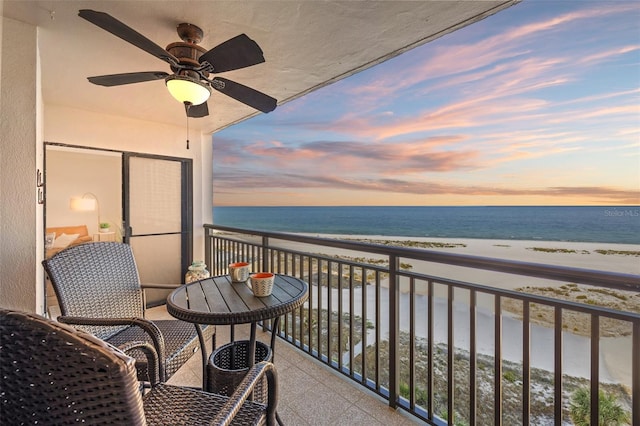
[212,77,277,113]
[88,71,169,87]
[199,34,265,73]
[186,102,209,118]
[79,10,179,65]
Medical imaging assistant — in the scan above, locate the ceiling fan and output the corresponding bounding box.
[78,9,277,118]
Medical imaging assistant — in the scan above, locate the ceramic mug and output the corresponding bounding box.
[249,272,275,297]
[229,262,250,282]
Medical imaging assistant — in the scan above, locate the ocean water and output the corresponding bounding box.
[212,206,640,245]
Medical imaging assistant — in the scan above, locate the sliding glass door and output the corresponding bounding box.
[123,154,192,306]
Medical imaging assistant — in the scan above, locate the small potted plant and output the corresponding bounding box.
[99,222,111,233]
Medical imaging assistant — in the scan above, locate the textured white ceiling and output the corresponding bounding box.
[2,0,519,134]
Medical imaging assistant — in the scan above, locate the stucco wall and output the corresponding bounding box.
[0,16,42,312]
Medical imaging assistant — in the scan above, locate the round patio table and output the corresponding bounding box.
[166,274,309,384]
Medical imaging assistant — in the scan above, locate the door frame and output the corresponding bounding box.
[44,142,194,281]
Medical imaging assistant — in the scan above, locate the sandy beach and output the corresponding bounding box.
[309,234,640,275]
[290,234,639,294]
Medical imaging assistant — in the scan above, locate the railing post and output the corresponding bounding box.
[204,227,212,274]
[388,254,399,409]
[633,320,639,426]
[590,315,600,426]
[262,236,270,271]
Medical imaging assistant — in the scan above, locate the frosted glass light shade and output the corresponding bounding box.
[70,197,97,211]
[165,75,211,106]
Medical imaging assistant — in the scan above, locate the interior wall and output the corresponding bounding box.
[46,148,122,237]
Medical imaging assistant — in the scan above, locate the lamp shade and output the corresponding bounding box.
[70,197,97,211]
[165,75,211,106]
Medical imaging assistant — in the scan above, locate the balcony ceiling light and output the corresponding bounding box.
[165,75,211,106]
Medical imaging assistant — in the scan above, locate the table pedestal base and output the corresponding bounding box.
[206,340,273,404]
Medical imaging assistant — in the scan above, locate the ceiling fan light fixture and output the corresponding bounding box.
[165,75,211,106]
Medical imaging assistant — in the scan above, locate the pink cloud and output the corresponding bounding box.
[329,95,550,141]
[338,4,636,116]
[223,136,480,176]
[213,169,639,204]
[579,45,640,65]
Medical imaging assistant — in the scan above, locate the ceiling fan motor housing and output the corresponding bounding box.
[167,42,206,62]
[167,45,207,79]
[166,23,208,78]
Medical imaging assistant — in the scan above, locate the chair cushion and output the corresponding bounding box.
[143,384,266,426]
[106,321,214,380]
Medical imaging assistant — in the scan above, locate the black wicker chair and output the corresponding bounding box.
[42,241,215,382]
[0,309,277,425]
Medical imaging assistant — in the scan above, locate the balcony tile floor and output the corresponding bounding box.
[147,306,420,425]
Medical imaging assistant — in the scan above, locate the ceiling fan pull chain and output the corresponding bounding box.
[186,108,190,150]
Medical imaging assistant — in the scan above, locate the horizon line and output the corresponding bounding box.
[212,204,640,208]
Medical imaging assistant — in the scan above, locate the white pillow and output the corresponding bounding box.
[52,233,80,248]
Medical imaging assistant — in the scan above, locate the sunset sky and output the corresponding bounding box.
[212,0,639,207]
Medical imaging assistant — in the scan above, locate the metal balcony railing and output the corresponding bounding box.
[204,224,639,425]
